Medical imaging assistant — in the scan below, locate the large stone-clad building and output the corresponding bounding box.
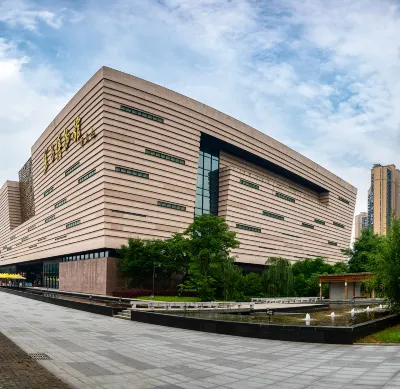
[0,67,356,294]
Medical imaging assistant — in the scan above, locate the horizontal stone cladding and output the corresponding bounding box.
[0,76,107,265]
[101,80,200,248]
[0,181,22,239]
[219,152,354,265]
[0,67,356,267]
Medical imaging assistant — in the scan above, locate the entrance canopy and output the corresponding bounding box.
[0,273,26,280]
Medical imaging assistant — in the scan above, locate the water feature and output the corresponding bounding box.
[171,304,390,327]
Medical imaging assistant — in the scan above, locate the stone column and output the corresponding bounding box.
[319,282,322,300]
[344,281,348,300]
[371,289,375,299]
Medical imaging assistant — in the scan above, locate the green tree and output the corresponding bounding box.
[372,217,400,311]
[263,257,294,297]
[118,238,154,288]
[343,228,383,272]
[242,272,263,297]
[182,214,240,301]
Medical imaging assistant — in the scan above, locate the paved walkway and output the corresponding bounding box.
[0,292,400,389]
[0,331,71,389]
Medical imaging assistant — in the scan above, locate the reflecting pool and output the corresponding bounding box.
[171,304,390,326]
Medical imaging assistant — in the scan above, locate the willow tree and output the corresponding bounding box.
[263,257,294,297]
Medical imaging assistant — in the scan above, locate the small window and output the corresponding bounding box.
[236,224,261,233]
[120,105,164,123]
[240,179,259,190]
[157,201,186,211]
[301,222,314,229]
[263,211,284,220]
[276,192,295,203]
[333,221,345,229]
[314,219,325,225]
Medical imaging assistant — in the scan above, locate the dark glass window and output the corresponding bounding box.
[195,134,220,217]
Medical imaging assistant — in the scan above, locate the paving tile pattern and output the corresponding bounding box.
[0,331,71,389]
[1,290,400,389]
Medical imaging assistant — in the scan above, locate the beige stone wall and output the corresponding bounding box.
[219,153,353,264]
[59,257,123,295]
[0,181,22,241]
[0,66,356,267]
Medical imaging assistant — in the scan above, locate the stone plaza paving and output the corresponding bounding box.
[1,292,400,389]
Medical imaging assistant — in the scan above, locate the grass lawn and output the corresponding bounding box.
[136,296,200,302]
[358,324,400,343]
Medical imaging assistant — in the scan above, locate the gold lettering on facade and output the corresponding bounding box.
[72,116,81,142]
[63,128,70,151]
[55,134,63,160]
[43,148,49,174]
[42,116,96,175]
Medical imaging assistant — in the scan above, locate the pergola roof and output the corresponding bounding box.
[319,272,373,283]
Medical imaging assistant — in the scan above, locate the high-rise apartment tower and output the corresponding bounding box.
[368,164,400,235]
[355,212,368,239]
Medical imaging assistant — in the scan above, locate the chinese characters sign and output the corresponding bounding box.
[43,117,96,174]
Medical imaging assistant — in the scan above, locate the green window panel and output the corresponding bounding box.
[78,169,96,184]
[115,166,149,179]
[333,221,345,228]
[314,218,325,225]
[22,236,28,242]
[44,186,54,197]
[65,161,80,176]
[45,215,56,223]
[6,247,11,251]
[55,198,67,208]
[301,222,314,229]
[328,241,338,246]
[145,149,185,165]
[338,196,350,205]
[9,236,15,240]
[120,105,164,123]
[157,201,186,211]
[263,211,284,220]
[66,220,81,229]
[275,192,295,203]
[240,179,259,190]
[236,224,261,233]
[259,246,277,250]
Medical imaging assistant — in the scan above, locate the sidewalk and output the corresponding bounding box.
[0,331,71,389]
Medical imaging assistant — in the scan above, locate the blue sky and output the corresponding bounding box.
[1,0,400,223]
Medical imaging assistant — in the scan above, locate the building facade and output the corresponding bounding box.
[354,212,368,239]
[368,164,400,235]
[0,67,356,294]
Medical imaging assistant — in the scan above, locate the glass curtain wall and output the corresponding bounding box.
[43,263,59,289]
[195,135,220,216]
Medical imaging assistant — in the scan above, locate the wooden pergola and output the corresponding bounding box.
[318,272,374,300]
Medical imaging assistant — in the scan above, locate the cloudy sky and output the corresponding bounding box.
[1,0,400,222]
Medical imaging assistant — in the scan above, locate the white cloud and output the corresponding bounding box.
[0,38,72,181]
[0,0,82,31]
[2,0,400,234]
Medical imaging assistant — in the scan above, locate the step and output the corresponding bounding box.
[114,314,131,320]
